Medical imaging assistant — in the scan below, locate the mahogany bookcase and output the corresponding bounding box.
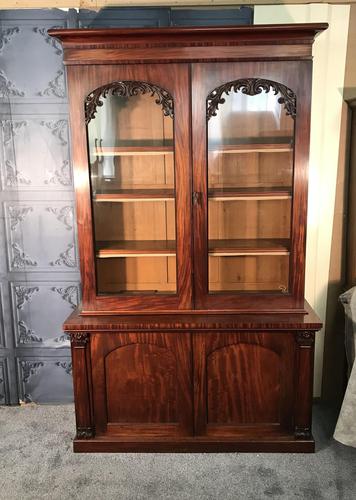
[50,24,327,452]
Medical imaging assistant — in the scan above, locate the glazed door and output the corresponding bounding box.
[192,61,311,310]
[193,332,296,438]
[67,64,192,312]
[90,332,193,437]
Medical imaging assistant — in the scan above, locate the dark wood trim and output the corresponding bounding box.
[294,330,315,439]
[49,23,328,46]
[64,301,322,332]
[73,436,315,453]
[63,45,313,65]
[49,24,327,65]
[70,333,94,439]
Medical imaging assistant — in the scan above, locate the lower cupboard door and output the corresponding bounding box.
[193,332,296,438]
[90,332,193,438]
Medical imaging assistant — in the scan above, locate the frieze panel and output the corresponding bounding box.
[66,322,321,333]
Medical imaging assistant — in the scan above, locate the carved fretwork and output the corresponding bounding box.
[295,426,312,439]
[207,78,296,120]
[76,426,95,439]
[70,332,89,346]
[296,331,315,347]
[85,80,174,124]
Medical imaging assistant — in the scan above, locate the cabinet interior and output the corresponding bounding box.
[87,84,295,295]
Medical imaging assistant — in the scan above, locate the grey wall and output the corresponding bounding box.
[0,7,252,405]
[0,9,79,404]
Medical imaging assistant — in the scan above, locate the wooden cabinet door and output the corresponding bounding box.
[90,332,193,438]
[67,63,193,313]
[193,332,296,438]
[192,61,312,311]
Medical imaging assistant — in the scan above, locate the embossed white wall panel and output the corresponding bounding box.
[0,21,66,102]
[10,281,80,347]
[16,357,73,404]
[0,116,72,190]
[4,201,78,272]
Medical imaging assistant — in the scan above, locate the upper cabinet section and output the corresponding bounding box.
[50,25,327,314]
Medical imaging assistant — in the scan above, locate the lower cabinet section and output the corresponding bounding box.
[69,327,316,452]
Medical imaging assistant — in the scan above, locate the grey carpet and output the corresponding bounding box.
[0,403,355,500]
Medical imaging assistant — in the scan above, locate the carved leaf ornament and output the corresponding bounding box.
[85,81,174,124]
[207,78,296,120]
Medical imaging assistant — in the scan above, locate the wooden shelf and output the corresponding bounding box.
[208,138,293,154]
[209,187,292,201]
[209,239,290,256]
[95,189,175,202]
[96,240,176,258]
[93,146,174,157]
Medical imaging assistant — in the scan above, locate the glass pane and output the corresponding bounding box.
[87,89,176,295]
[207,82,294,294]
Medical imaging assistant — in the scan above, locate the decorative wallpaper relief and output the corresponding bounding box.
[0,116,72,190]
[4,201,78,272]
[0,68,25,98]
[17,357,73,403]
[0,27,20,55]
[0,21,67,100]
[11,281,80,347]
[32,26,63,56]
[0,10,78,405]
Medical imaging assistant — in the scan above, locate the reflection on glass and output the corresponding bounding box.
[207,85,294,293]
[87,90,176,294]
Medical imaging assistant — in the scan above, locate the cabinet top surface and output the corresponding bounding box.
[64,301,322,332]
[49,23,328,44]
